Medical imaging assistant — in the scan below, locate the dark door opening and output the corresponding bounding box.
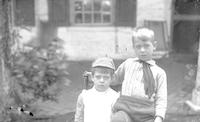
[173,21,199,53]
[172,0,200,53]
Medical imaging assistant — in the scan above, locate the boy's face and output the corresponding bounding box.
[133,38,156,61]
[91,67,113,92]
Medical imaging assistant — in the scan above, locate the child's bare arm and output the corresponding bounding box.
[74,92,84,122]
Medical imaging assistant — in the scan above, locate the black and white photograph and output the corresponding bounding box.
[0,0,200,122]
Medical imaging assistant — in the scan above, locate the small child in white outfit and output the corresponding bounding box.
[74,57,119,122]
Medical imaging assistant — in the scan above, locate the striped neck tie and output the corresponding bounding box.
[139,60,155,99]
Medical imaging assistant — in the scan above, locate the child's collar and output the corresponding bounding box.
[92,86,110,93]
[135,57,156,66]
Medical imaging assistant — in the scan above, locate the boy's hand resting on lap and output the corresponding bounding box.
[154,116,163,122]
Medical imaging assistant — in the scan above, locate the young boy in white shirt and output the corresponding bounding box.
[74,57,119,122]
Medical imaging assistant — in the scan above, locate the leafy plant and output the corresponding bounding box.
[10,38,70,105]
[185,64,197,81]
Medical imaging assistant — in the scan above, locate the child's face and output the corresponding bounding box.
[91,67,113,92]
[133,38,156,61]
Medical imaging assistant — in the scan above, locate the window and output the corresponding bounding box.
[72,0,114,25]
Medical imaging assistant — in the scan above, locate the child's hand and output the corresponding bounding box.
[154,116,163,122]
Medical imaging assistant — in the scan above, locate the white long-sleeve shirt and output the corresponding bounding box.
[112,57,167,119]
[74,87,119,122]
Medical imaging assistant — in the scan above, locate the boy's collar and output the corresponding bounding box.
[135,57,156,66]
[92,86,110,93]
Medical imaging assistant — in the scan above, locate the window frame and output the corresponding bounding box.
[70,0,115,26]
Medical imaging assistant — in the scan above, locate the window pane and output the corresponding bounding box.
[83,0,92,11]
[75,1,83,11]
[84,13,92,23]
[73,0,113,25]
[102,0,111,11]
[103,14,111,23]
[75,13,83,23]
[94,13,101,23]
[94,0,101,11]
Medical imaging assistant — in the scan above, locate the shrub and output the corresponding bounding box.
[10,38,70,107]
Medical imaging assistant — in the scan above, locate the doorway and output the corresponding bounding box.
[172,0,200,53]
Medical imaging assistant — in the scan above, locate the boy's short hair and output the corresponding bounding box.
[132,27,155,43]
[91,57,115,75]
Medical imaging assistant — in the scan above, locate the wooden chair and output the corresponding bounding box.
[83,71,93,90]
